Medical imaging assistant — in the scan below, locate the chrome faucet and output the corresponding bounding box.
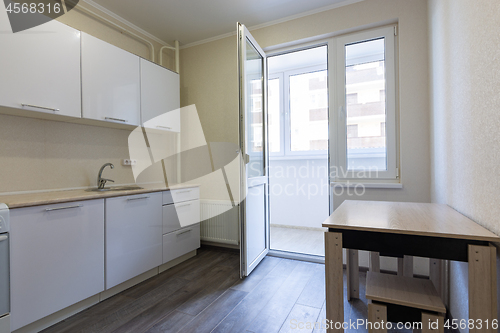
[97,163,114,189]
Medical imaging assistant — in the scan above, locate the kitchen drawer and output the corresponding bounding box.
[163,187,199,205]
[163,224,200,264]
[163,199,200,234]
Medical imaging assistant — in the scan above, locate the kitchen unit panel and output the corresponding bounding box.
[106,192,162,289]
[162,199,200,234]
[140,58,180,131]
[163,187,200,205]
[10,200,105,331]
[162,224,200,264]
[81,32,141,126]
[0,19,81,118]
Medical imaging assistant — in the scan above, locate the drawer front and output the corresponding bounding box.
[163,199,200,234]
[162,224,200,264]
[163,187,199,205]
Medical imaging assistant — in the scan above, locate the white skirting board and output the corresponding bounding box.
[200,200,239,246]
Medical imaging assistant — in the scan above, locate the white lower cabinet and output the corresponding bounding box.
[106,192,162,289]
[10,200,105,331]
[163,224,201,264]
[162,188,201,264]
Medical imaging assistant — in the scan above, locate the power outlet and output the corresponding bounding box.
[122,159,137,166]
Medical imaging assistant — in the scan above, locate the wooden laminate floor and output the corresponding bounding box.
[42,247,415,333]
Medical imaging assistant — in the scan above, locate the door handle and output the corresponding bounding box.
[0,235,7,242]
[177,229,192,236]
[245,154,250,164]
[45,204,82,212]
[127,196,150,201]
[22,103,59,112]
[105,117,127,123]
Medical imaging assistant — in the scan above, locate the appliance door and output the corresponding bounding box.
[0,233,9,317]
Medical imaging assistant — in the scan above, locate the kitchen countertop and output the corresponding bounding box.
[0,183,200,209]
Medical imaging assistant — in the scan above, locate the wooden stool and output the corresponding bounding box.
[366,271,446,333]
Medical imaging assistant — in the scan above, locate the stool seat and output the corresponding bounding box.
[366,272,446,313]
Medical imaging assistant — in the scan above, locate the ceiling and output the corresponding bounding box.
[88,0,355,47]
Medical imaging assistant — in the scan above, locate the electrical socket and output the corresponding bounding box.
[122,159,137,166]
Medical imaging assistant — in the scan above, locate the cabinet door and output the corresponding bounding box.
[10,200,105,331]
[141,58,180,132]
[106,192,162,289]
[81,33,140,126]
[0,18,81,118]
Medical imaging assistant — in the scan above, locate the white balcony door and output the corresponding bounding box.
[238,23,270,277]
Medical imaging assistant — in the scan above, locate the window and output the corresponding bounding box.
[332,26,397,180]
[268,46,328,157]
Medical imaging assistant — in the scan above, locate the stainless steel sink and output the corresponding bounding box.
[86,186,143,192]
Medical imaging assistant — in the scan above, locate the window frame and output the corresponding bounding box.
[269,62,329,158]
[330,26,399,181]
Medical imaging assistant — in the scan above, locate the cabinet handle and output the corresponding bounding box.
[45,204,82,212]
[177,229,192,236]
[176,203,191,208]
[0,236,7,242]
[105,117,127,123]
[22,103,59,112]
[127,196,150,201]
[157,125,172,130]
[176,190,192,194]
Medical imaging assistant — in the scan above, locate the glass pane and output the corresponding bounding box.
[289,70,328,152]
[246,39,264,177]
[268,78,280,153]
[345,38,387,171]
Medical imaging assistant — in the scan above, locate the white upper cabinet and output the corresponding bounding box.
[0,19,81,118]
[140,58,180,132]
[81,32,140,126]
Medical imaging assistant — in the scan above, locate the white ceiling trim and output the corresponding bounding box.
[81,0,173,47]
[180,0,364,49]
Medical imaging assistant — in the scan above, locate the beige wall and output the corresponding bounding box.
[180,0,431,205]
[0,4,175,194]
[428,0,500,329]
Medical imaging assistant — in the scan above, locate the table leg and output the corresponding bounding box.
[368,303,387,333]
[421,312,444,333]
[369,252,380,272]
[403,255,413,277]
[397,256,413,277]
[325,232,344,333]
[347,249,359,299]
[429,259,445,302]
[468,244,497,333]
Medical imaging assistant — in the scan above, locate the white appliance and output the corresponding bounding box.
[0,204,10,333]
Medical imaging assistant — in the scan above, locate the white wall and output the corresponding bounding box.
[428,0,500,330]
